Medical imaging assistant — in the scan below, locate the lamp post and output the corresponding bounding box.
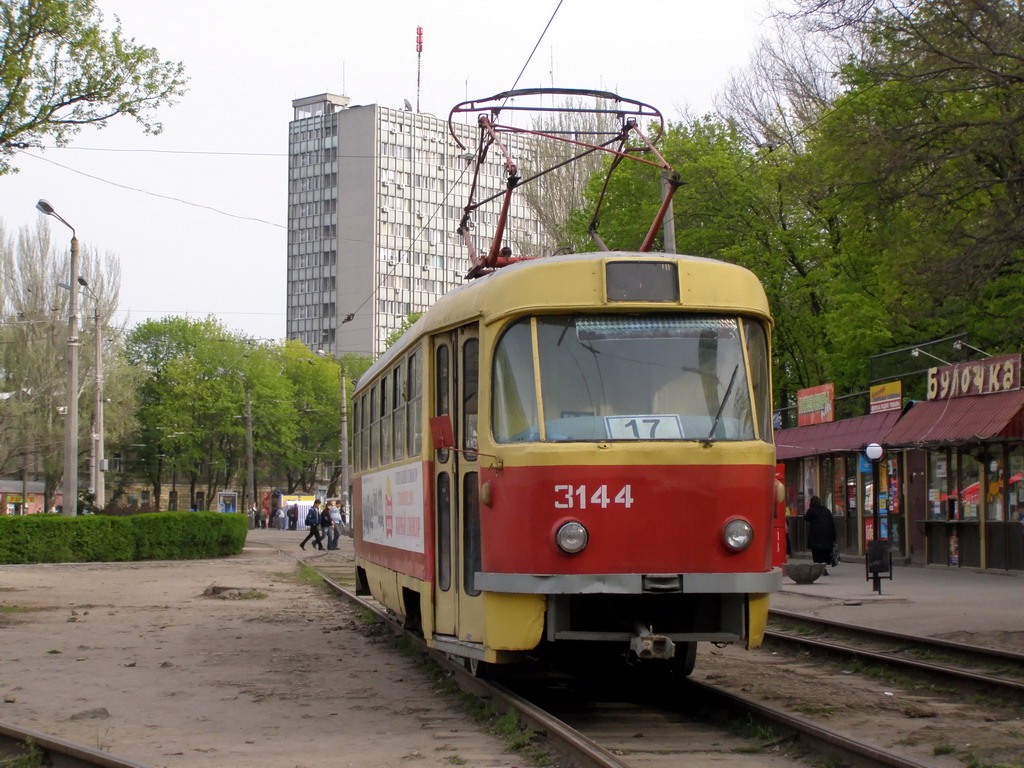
[37,200,79,516]
[77,276,104,510]
[865,442,885,594]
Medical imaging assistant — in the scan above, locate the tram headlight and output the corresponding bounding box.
[723,519,753,552]
[556,521,589,554]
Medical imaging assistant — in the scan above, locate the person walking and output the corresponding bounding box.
[300,500,325,551]
[326,501,342,550]
[804,495,836,574]
[320,502,336,550]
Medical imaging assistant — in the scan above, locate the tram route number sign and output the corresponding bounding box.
[554,484,634,509]
[605,414,683,440]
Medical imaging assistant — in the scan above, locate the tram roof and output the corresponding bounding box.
[360,251,772,387]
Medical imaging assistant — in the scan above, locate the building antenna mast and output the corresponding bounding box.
[416,26,423,113]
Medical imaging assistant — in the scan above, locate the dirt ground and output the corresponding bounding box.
[3,531,1023,768]
[0,533,521,768]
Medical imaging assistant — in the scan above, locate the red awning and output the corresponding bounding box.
[882,389,1024,446]
[774,410,902,460]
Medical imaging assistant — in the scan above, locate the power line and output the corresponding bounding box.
[19,152,286,229]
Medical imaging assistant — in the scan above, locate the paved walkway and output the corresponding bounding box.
[775,556,1024,641]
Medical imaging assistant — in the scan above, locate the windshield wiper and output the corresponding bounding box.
[704,364,739,446]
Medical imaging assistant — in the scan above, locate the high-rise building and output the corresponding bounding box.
[286,93,548,358]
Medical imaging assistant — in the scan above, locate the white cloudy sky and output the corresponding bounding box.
[0,0,781,341]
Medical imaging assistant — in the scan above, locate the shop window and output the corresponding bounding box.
[985,451,1005,522]
[1009,448,1024,523]
[821,457,833,511]
[959,452,981,520]
[928,450,951,519]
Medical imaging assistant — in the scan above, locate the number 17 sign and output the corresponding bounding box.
[605,414,683,440]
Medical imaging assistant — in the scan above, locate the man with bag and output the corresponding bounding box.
[300,500,326,551]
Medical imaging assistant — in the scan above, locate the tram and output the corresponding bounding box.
[351,91,781,677]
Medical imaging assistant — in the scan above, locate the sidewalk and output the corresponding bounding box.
[774,557,1024,641]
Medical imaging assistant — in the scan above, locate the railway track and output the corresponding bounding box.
[766,608,1024,703]
[0,720,157,768]
[5,547,999,768]
[309,555,953,768]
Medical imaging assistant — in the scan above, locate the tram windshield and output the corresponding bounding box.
[492,314,771,443]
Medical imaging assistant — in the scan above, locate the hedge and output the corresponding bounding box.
[0,512,248,564]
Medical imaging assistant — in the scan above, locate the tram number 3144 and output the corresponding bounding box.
[554,484,634,510]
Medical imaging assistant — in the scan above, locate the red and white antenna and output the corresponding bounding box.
[415,26,423,114]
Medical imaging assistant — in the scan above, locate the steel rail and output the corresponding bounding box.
[310,559,945,768]
[771,608,1024,665]
[686,680,939,768]
[764,629,1024,701]
[0,720,157,768]
[313,568,630,768]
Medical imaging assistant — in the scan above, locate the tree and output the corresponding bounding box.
[0,218,134,510]
[384,312,423,350]
[0,0,187,175]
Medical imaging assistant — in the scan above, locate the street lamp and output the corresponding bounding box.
[77,276,105,510]
[36,199,79,516]
[865,442,887,594]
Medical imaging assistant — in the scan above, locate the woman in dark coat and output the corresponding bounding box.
[804,496,836,572]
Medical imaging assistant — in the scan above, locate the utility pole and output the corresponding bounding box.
[339,362,349,517]
[94,300,105,509]
[245,387,256,512]
[37,200,79,516]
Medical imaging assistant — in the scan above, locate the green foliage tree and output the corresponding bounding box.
[0,0,187,175]
[384,312,423,350]
[0,219,136,510]
[122,318,298,510]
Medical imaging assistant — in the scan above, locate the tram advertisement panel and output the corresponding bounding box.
[361,464,425,553]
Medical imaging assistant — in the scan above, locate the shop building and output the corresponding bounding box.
[775,353,1024,572]
[775,410,903,559]
[883,354,1024,570]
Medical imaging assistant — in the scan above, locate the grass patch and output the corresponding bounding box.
[0,606,31,614]
[239,590,267,599]
[723,714,778,743]
[933,743,955,755]
[295,563,325,586]
[0,738,43,767]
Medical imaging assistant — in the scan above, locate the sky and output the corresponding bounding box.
[0,0,781,343]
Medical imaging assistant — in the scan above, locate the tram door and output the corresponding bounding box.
[432,325,482,641]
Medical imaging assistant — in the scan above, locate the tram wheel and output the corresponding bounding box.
[464,657,494,679]
[669,642,697,678]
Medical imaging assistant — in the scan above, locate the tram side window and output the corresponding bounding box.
[369,386,379,469]
[381,377,392,465]
[407,352,422,456]
[393,365,405,462]
[360,393,369,470]
[743,320,772,443]
[435,345,450,463]
[463,338,479,459]
[352,400,361,473]
[437,473,451,592]
[463,472,481,596]
[492,319,538,442]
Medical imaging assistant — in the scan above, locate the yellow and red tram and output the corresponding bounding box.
[351,252,780,676]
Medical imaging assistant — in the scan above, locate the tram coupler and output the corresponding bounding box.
[629,623,675,661]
